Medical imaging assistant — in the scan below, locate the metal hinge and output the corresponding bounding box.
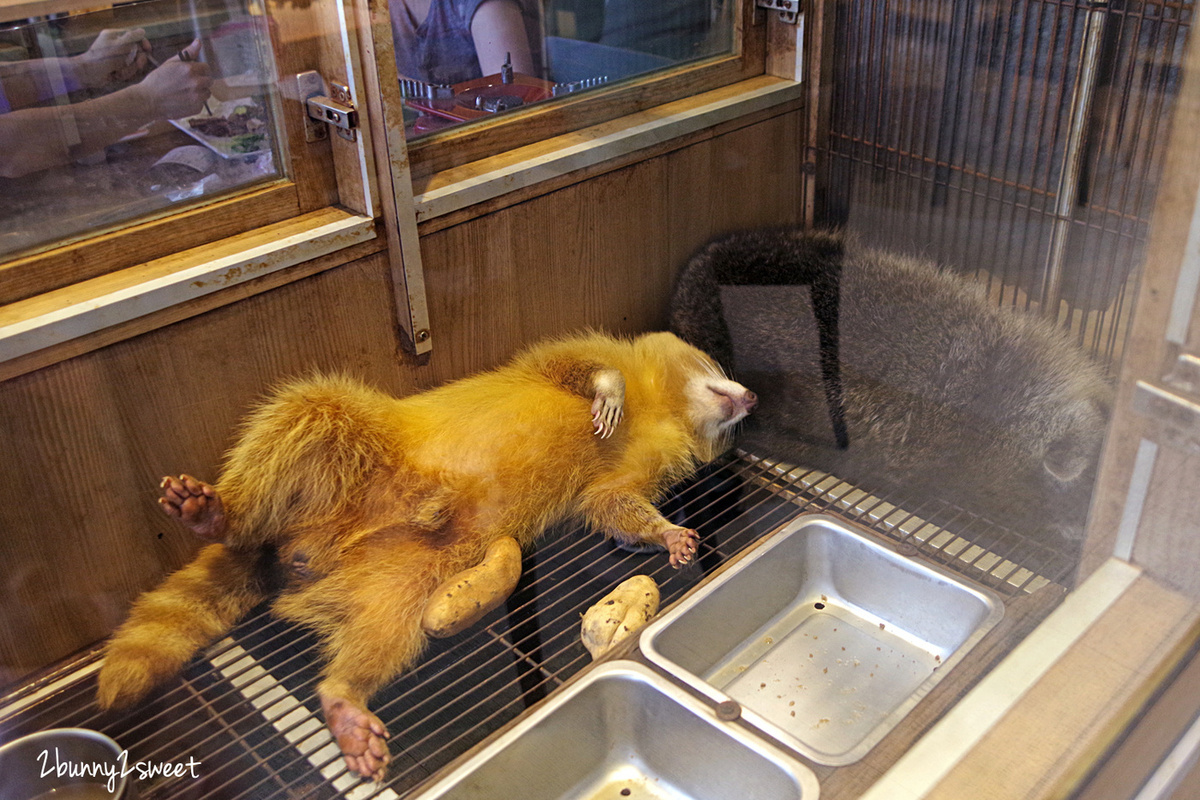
[758,0,800,24]
[297,70,358,143]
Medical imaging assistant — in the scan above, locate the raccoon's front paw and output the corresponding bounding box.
[662,526,699,568]
[591,369,625,439]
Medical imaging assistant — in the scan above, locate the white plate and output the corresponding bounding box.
[170,97,269,159]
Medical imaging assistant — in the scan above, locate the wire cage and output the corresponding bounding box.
[812,0,1193,366]
[0,452,1066,800]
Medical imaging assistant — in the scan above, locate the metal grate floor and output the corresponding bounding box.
[0,451,1072,799]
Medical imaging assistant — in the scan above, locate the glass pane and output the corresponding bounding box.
[393,0,735,139]
[796,0,1190,578]
[0,0,287,260]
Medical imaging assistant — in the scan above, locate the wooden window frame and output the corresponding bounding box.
[404,0,770,182]
[0,0,779,376]
[0,0,370,306]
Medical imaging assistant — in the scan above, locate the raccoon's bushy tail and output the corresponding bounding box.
[669,228,849,449]
[97,544,271,709]
[216,375,397,549]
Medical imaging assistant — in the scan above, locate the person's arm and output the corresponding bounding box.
[0,41,211,179]
[469,0,536,77]
[0,29,150,110]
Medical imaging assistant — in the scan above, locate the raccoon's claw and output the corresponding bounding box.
[663,527,700,569]
[591,395,623,438]
[590,369,625,439]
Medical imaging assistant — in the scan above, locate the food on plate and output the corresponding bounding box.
[188,102,267,152]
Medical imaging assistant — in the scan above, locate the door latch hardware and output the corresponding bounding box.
[757,0,800,24]
[297,70,358,142]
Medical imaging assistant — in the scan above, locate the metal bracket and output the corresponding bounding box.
[1164,353,1200,397]
[297,70,358,143]
[758,0,800,24]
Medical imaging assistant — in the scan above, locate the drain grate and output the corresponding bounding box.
[0,451,1070,799]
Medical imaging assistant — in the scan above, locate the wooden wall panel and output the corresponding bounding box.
[0,108,804,684]
[418,108,804,383]
[0,252,411,682]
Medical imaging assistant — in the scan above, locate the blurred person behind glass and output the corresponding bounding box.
[389,0,539,86]
[0,30,213,178]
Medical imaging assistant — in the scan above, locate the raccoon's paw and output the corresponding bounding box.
[321,692,390,782]
[159,474,226,542]
[591,369,625,439]
[96,652,159,710]
[662,526,700,568]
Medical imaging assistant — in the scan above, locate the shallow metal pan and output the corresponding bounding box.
[640,513,1005,766]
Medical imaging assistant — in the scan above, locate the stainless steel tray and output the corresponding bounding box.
[640,513,1004,766]
[412,660,820,799]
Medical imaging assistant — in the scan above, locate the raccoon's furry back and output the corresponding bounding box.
[669,228,1113,544]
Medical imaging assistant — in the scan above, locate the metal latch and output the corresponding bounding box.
[757,0,800,24]
[297,70,358,143]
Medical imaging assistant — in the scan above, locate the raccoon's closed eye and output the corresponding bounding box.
[709,385,755,402]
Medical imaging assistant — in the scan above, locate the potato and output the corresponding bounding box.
[422,536,522,638]
[580,575,660,660]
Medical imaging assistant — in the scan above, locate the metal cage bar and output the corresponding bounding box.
[814,0,1193,368]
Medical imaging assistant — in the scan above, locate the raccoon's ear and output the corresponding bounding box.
[1044,397,1109,483]
[1043,437,1091,484]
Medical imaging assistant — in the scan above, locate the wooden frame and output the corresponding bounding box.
[404,0,770,181]
[0,0,365,305]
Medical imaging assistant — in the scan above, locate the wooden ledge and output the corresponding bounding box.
[859,559,1200,800]
[0,207,381,381]
[412,75,805,232]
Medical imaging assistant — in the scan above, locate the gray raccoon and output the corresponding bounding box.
[669,228,1113,545]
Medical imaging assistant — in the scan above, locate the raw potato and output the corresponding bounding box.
[580,575,660,660]
[422,537,522,638]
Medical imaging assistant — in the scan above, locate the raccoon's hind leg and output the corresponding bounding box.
[579,483,699,568]
[274,541,444,782]
[159,474,226,542]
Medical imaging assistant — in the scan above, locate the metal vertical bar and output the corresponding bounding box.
[1040,0,1110,318]
[804,0,838,228]
[503,548,548,706]
[930,0,974,208]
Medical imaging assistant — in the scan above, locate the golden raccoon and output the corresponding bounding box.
[96,331,756,781]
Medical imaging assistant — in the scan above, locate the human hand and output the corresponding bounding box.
[136,39,213,120]
[74,28,151,87]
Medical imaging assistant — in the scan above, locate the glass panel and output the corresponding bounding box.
[0,0,287,260]
[393,0,735,139]
[798,0,1190,580]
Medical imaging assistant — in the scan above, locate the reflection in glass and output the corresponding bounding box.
[0,0,286,262]
[394,0,734,138]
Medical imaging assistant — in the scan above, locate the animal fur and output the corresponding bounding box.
[669,228,1112,545]
[96,330,755,781]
